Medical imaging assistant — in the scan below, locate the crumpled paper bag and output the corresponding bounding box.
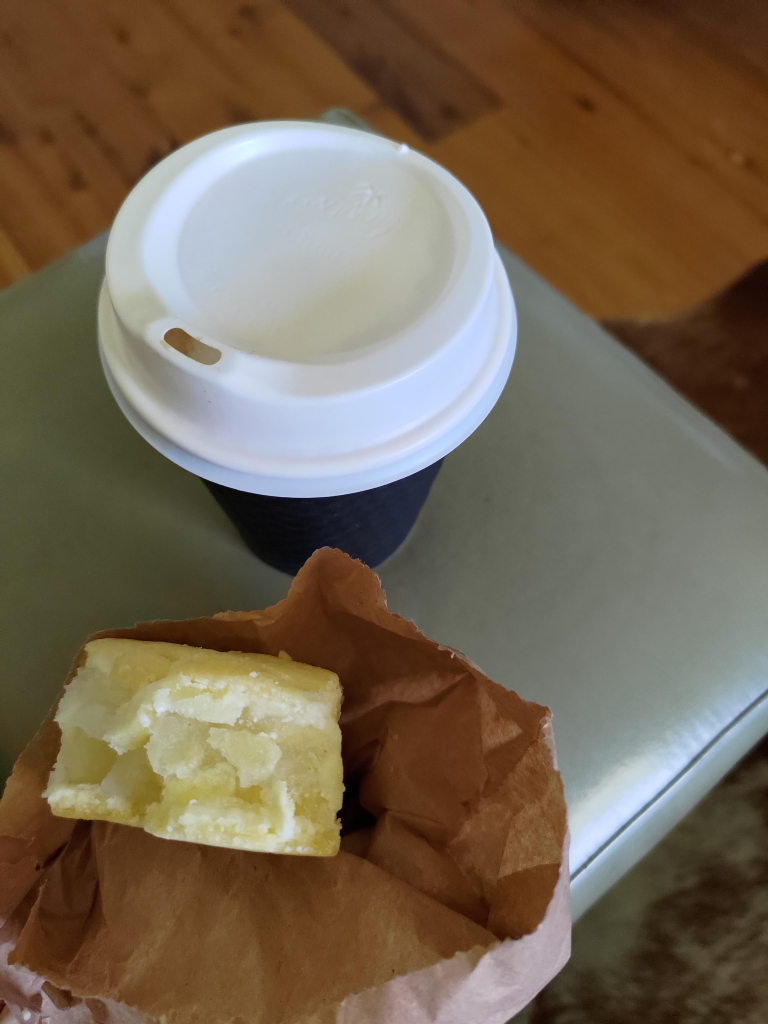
[0,548,570,1024]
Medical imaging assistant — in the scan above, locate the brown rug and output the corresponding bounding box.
[530,736,768,1023]
[528,260,768,1023]
[605,260,768,467]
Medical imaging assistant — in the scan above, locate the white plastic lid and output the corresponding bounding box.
[99,121,516,496]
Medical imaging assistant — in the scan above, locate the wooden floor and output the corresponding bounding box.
[1,0,767,319]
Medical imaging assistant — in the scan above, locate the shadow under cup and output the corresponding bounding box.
[203,460,443,576]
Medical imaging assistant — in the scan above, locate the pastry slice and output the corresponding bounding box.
[45,638,343,855]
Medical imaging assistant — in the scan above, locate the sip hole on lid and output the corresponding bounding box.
[163,328,221,366]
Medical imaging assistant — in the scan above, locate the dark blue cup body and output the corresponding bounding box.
[204,460,443,575]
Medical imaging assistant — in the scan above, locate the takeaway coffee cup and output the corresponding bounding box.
[98,121,517,574]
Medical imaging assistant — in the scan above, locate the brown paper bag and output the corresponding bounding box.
[0,549,570,1024]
